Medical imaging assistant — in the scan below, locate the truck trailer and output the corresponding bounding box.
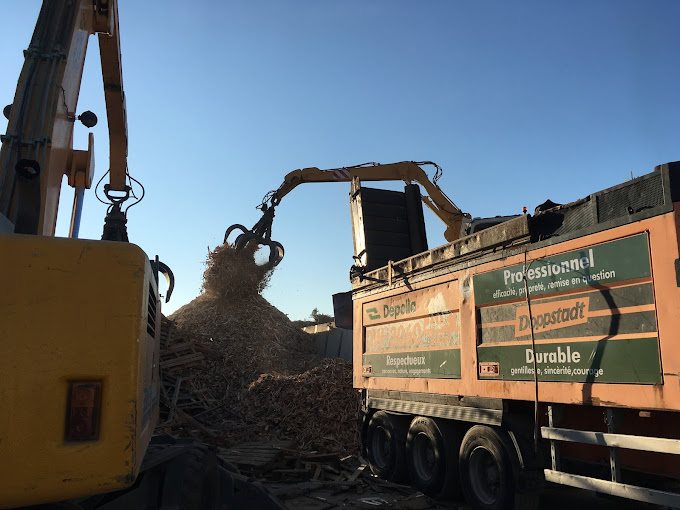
[352,161,680,509]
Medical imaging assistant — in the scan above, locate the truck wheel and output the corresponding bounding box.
[459,425,514,510]
[366,410,409,482]
[405,417,461,499]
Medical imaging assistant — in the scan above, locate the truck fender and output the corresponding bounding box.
[503,428,543,493]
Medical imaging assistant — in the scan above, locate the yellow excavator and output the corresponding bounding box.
[0,2,282,509]
[225,160,470,268]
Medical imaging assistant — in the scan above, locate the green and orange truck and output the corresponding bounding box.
[352,161,680,509]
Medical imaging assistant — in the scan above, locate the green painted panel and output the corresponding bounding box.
[474,234,651,306]
[480,310,657,343]
[477,337,661,383]
[363,349,461,378]
[478,283,655,323]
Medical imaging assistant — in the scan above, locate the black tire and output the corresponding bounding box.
[365,410,409,482]
[459,425,515,510]
[405,416,462,500]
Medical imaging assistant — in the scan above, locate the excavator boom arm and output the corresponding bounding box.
[95,0,128,191]
[0,0,129,236]
[271,161,466,242]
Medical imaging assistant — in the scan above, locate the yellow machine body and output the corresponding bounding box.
[0,235,159,508]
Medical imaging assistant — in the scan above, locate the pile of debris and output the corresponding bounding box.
[241,359,361,451]
[201,240,273,298]
[159,243,361,455]
[216,445,447,510]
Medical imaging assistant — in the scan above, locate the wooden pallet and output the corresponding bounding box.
[160,339,205,372]
[219,440,294,470]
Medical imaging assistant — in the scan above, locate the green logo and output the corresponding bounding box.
[366,307,380,320]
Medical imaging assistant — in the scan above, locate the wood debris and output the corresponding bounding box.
[241,359,361,452]
[219,440,294,473]
[154,245,456,509]
[202,242,273,298]
[158,243,361,455]
[258,451,449,510]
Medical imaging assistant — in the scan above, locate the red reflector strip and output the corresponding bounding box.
[66,381,102,441]
[332,168,350,180]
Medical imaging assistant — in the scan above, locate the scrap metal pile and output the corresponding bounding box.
[160,243,361,455]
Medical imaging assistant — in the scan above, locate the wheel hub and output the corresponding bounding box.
[412,432,437,482]
[372,426,392,468]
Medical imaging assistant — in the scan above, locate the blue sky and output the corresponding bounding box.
[1,1,679,320]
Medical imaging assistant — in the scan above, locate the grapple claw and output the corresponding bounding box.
[224,221,284,269]
[224,224,250,244]
[261,239,284,268]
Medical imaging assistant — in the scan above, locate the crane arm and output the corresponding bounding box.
[95,0,128,192]
[270,161,467,242]
[0,0,129,236]
[225,161,468,269]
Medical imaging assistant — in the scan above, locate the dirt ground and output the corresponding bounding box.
[266,481,450,510]
[265,481,651,510]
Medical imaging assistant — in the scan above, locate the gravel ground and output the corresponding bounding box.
[267,480,657,510]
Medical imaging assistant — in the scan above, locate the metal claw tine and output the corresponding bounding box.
[234,232,257,252]
[224,223,249,244]
[267,240,284,268]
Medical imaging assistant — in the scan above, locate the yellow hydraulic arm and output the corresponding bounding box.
[225,161,468,268]
[0,0,128,237]
[95,0,128,192]
[270,161,467,242]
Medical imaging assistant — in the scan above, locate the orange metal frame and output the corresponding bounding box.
[353,206,680,412]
